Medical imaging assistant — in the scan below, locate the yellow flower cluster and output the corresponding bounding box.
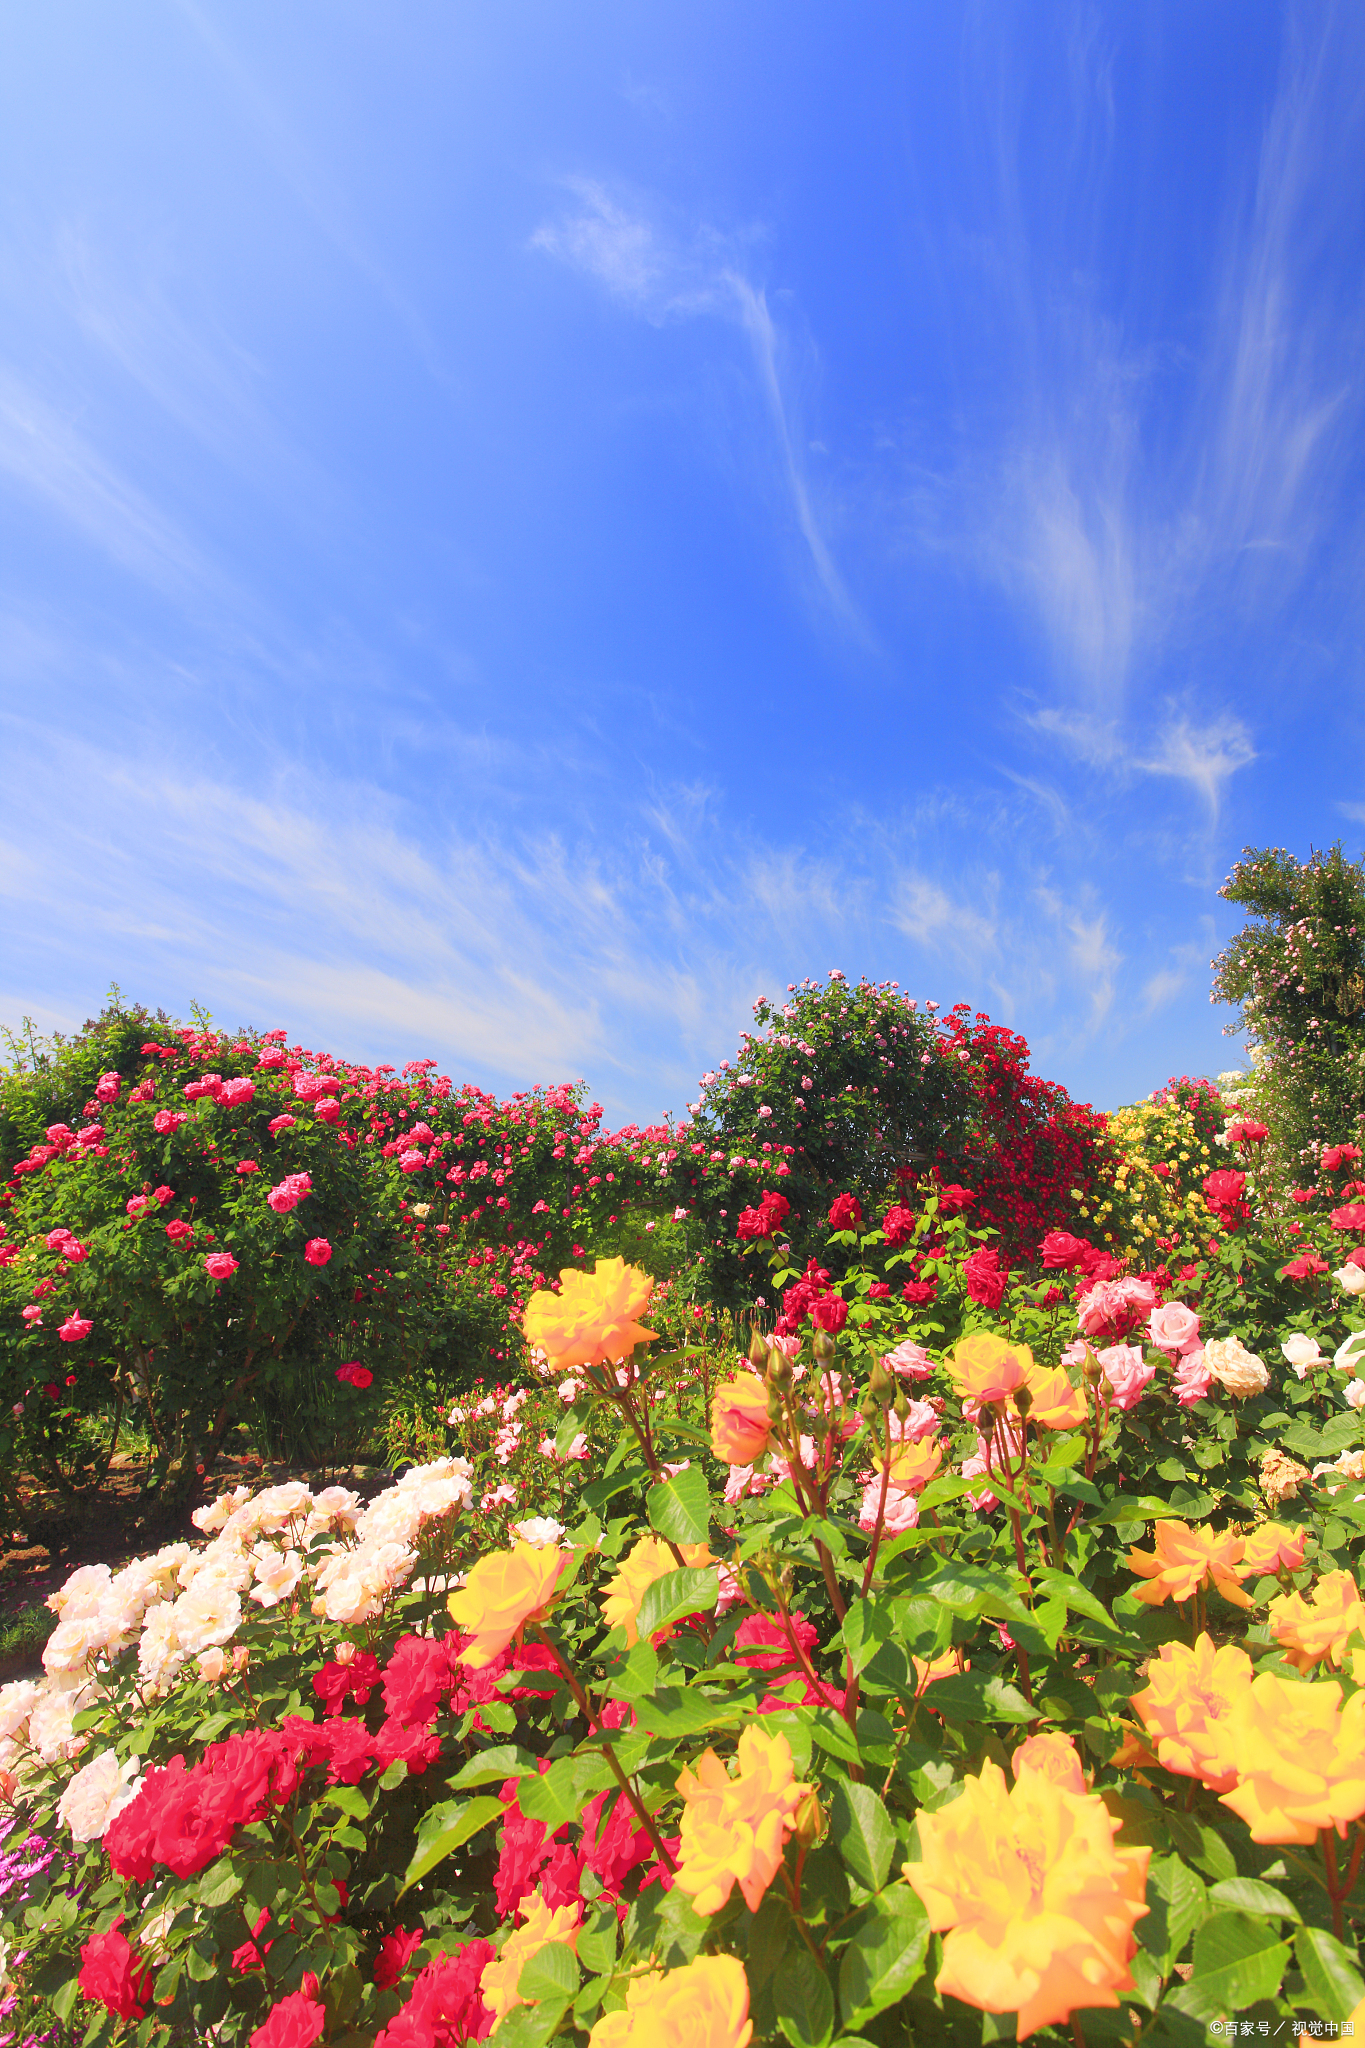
[1101,1096,1222,1253]
[904,1747,1150,2041]
[673,1727,812,1916]
[479,1891,581,2022]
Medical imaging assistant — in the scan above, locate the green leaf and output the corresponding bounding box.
[776,1946,835,2048]
[195,1857,242,1909]
[1296,1924,1365,2019]
[1164,1912,1292,2020]
[924,1673,1035,1725]
[518,1940,580,2003]
[840,1600,892,1676]
[398,1795,505,1896]
[1142,1855,1208,1972]
[646,1464,713,1545]
[486,1996,573,2048]
[634,1565,719,1640]
[575,1910,617,1979]
[837,1887,930,2028]
[805,1707,862,1764]
[828,1781,896,1894]
[1207,1877,1300,1922]
[1091,1494,1185,1525]
[555,1400,593,1458]
[593,1641,659,1700]
[448,1745,534,1790]
[635,1683,741,1738]
[517,1753,617,1829]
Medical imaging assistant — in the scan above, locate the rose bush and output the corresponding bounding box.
[7,1148,1365,2044]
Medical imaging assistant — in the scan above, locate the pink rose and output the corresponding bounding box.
[1172,1348,1212,1406]
[304,1239,332,1267]
[1148,1301,1200,1354]
[1077,1276,1157,1338]
[152,1110,189,1135]
[314,1100,341,1125]
[267,1173,312,1213]
[1097,1343,1154,1411]
[58,1314,93,1342]
[94,1073,121,1103]
[217,1078,255,1109]
[336,1363,372,1389]
[398,1150,425,1173]
[883,1340,933,1379]
[155,1186,175,1205]
[204,1253,239,1280]
[125,1197,150,1219]
[165,1220,194,1246]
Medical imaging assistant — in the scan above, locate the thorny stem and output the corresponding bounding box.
[859,1406,895,1599]
[1323,1822,1365,1942]
[531,1625,676,1872]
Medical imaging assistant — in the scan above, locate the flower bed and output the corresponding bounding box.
[6,1166,1365,2043]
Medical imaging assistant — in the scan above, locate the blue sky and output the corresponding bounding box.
[2,3,1362,1126]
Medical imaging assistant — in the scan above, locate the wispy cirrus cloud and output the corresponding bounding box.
[532,179,862,629]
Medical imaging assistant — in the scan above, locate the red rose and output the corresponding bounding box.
[336,1362,373,1389]
[375,1940,497,2048]
[249,1990,326,2048]
[79,1921,153,2021]
[736,1189,789,1241]
[1225,1120,1269,1144]
[901,1279,937,1306]
[881,1204,916,1247]
[828,1194,863,1232]
[1331,1205,1365,1232]
[1281,1253,1329,1281]
[165,1218,194,1246]
[312,1651,380,1718]
[936,1184,975,1216]
[1039,1231,1092,1271]
[810,1294,849,1333]
[304,1238,332,1266]
[375,1926,426,1989]
[382,1635,456,1728]
[1322,1144,1363,1172]
[962,1245,1007,1309]
[866,1281,891,1299]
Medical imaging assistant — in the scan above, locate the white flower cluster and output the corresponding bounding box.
[0,1457,473,1794]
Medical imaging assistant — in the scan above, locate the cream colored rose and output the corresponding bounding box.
[56,1748,141,1842]
[1260,1447,1311,1507]
[1282,1332,1324,1373]
[47,1563,112,1620]
[191,1485,251,1534]
[172,1574,241,1656]
[29,1685,86,1765]
[0,1682,38,1744]
[1203,1335,1270,1398]
[249,1481,315,1533]
[249,1549,303,1608]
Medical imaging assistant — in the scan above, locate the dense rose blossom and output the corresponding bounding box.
[217,1078,255,1108]
[267,1172,313,1213]
[1203,1168,1250,1227]
[810,1292,848,1333]
[303,1238,332,1266]
[1203,1335,1269,1398]
[105,1729,303,1881]
[1172,1349,1213,1405]
[78,1920,153,2020]
[881,1203,916,1246]
[1282,1332,1324,1377]
[165,1219,194,1246]
[94,1072,121,1102]
[249,1990,326,2048]
[673,1726,812,1915]
[313,1650,380,1717]
[204,1252,239,1280]
[1322,1144,1363,1171]
[1131,1634,1253,1792]
[901,1277,937,1306]
[735,1190,790,1240]
[1282,1251,1330,1280]
[1219,1675,1365,1845]
[480,1891,582,2023]
[335,1362,372,1388]
[523,1258,656,1369]
[1076,1276,1157,1339]
[447,1541,565,1667]
[1225,1119,1269,1143]
[710,1375,772,1464]
[586,1955,752,2048]
[936,1184,975,1215]
[373,1939,496,2048]
[600,1535,714,1648]
[1097,1344,1154,1411]
[1039,1231,1092,1271]
[827,1193,862,1231]
[962,1245,1006,1309]
[383,1634,457,1726]
[1331,1204,1365,1232]
[152,1109,188,1134]
[268,1115,296,1133]
[1127,1521,1250,1609]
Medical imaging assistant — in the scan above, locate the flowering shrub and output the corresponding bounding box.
[10,1174,1365,2044]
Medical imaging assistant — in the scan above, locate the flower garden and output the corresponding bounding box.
[6,897,1365,2044]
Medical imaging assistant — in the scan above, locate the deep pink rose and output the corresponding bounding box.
[304,1239,332,1267]
[58,1314,93,1342]
[165,1220,194,1246]
[249,1991,326,2048]
[336,1363,372,1389]
[268,1115,296,1134]
[94,1072,121,1103]
[1097,1343,1154,1411]
[79,1921,152,2020]
[205,1253,239,1280]
[962,1245,1007,1309]
[1173,1349,1212,1406]
[810,1294,848,1334]
[1322,1144,1363,1172]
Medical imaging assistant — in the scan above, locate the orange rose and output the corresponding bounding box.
[913,1649,965,1696]
[1012,1730,1085,1796]
[904,1759,1149,2040]
[1130,1633,1254,1792]
[601,1535,714,1647]
[1267,1569,1365,1672]
[587,1956,752,2048]
[1240,1522,1306,1579]
[446,1541,564,1668]
[710,1374,773,1465]
[673,1726,812,1916]
[522,1258,657,1371]
[1126,1520,1250,1608]
[948,1332,1033,1406]
[1219,1672,1365,1844]
[479,1891,581,2022]
[1019,1364,1088,1431]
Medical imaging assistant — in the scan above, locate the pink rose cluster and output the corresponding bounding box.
[1145,1299,1211,1403]
[267,1173,313,1214]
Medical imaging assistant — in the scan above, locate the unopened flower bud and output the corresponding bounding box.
[893,1387,912,1423]
[1013,1385,1033,1417]
[859,1393,881,1423]
[334,1641,358,1667]
[766,1349,793,1390]
[1082,1349,1103,1384]
[813,1330,836,1364]
[792,1787,824,1846]
[869,1361,894,1406]
[748,1326,769,1367]
[767,1386,785,1425]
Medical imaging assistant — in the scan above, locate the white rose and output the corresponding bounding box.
[1281,1332,1323,1373]
[411,1202,431,1219]
[47,1564,112,1620]
[249,1481,314,1533]
[1335,1333,1365,1375]
[55,1748,141,1842]
[28,1686,84,1765]
[0,1682,38,1744]
[510,1517,565,1547]
[170,1575,241,1658]
[1203,1335,1270,1398]
[249,1549,304,1608]
[1337,1266,1365,1298]
[1346,1379,1365,1411]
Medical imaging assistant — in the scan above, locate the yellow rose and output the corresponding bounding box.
[523,1258,656,1371]
[709,1374,773,1465]
[904,1758,1149,2040]
[1126,1520,1250,1609]
[873,1437,943,1492]
[601,1535,714,1648]
[948,1332,1034,1406]
[1268,1568,1365,1672]
[1019,1364,1088,1431]
[479,1890,581,2023]
[587,1956,752,2048]
[1219,1672,1365,1844]
[1241,1522,1306,1578]
[673,1726,812,1916]
[1130,1633,1254,1793]
[446,1541,564,1669]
